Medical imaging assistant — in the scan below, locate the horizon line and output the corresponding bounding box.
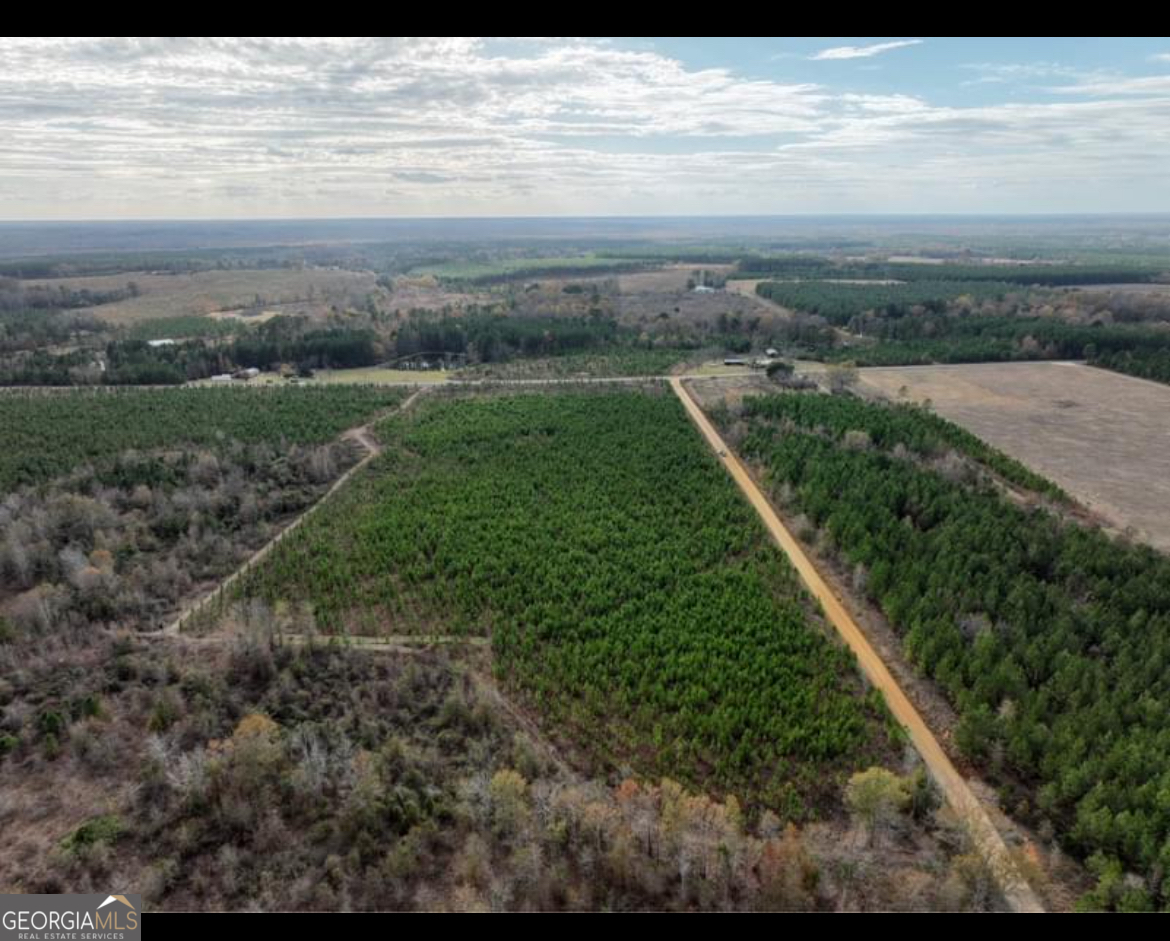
[4,211,1170,226]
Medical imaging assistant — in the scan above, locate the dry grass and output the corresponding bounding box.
[26,268,381,324]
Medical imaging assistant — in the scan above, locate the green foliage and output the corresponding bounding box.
[827,317,1170,369]
[125,315,247,341]
[1076,853,1154,912]
[395,310,625,362]
[457,348,691,380]
[756,280,1019,327]
[0,385,404,492]
[844,766,909,842]
[741,255,1162,286]
[407,253,647,283]
[38,709,66,739]
[238,389,892,812]
[62,814,125,854]
[1092,348,1170,385]
[737,390,1170,901]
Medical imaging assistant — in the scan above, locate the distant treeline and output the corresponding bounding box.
[824,317,1170,369]
[0,251,308,280]
[756,279,1020,327]
[0,276,139,311]
[0,307,105,355]
[596,247,748,264]
[425,260,647,286]
[393,312,624,361]
[0,319,380,386]
[741,254,1166,286]
[1092,348,1170,385]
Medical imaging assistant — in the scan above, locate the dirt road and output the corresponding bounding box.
[670,377,1044,914]
[155,389,424,637]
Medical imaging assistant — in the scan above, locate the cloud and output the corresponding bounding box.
[809,40,923,61]
[1046,74,1170,96]
[959,61,1084,85]
[0,37,1166,216]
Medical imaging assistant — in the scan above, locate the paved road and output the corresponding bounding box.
[669,376,1044,914]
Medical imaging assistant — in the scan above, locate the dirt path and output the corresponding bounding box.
[669,377,1044,914]
[154,389,425,637]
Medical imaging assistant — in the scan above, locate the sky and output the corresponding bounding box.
[2,37,1170,220]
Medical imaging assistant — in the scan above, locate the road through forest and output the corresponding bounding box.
[669,376,1044,914]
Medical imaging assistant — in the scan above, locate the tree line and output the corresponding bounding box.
[734,390,1170,910]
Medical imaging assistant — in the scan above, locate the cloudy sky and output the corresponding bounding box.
[2,37,1170,219]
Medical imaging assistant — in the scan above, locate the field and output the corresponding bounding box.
[226,387,895,815]
[613,264,736,293]
[857,362,1170,551]
[23,268,381,324]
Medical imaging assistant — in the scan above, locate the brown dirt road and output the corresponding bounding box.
[670,376,1044,914]
[154,389,424,637]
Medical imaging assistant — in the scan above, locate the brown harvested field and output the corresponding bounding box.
[24,267,380,323]
[612,271,775,326]
[858,361,1170,551]
[613,263,736,293]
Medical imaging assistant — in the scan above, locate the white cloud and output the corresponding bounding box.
[809,40,923,62]
[1047,74,1170,96]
